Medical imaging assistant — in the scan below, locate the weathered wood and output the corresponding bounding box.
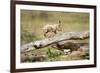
[53,40,89,49]
[51,39,89,55]
[21,31,89,52]
[33,31,89,48]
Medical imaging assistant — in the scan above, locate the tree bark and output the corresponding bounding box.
[21,31,89,52]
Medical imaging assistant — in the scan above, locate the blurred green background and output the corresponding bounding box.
[21,10,89,62]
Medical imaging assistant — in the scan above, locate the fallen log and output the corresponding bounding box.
[21,31,89,52]
[52,40,89,50]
